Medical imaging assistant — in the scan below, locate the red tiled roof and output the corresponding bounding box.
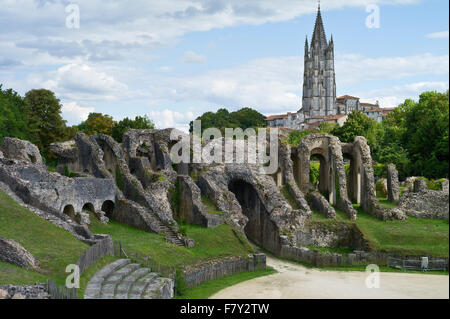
[360,102,378,107]
[336,95,360,100]
[325,114,347,120]
[266,114,288,121]
[364,107,396,113]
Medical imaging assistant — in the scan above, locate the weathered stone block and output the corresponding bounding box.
[0,237,39,269]
[1,137,43,164]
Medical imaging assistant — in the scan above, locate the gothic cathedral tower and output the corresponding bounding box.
[301,4,336,117]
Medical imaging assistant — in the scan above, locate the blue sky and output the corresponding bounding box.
[0,0,448,131]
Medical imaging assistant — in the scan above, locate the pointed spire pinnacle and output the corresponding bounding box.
[312,1,327,48]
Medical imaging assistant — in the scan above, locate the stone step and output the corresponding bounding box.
[84,259,175,299]
[114,268,151,299]
[142,277,175,299]
[84,259,131,299]
[128,272,159,299]
[100,263,141,299]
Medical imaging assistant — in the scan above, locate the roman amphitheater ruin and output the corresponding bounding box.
[2,129,447,251]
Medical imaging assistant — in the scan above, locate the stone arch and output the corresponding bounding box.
[342,149,362,204]
[82,203,95,213]
[101,200,115,218]
[227,179,279,251]
[63,204,80,224]
[310,148,330,195]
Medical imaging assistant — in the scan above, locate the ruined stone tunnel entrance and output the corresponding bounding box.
[228,179,279,253]
[101,200,115,218]
[343,152,361,204]
[309,149,335,203]
[82,203,95,213]
[63,204,80,224]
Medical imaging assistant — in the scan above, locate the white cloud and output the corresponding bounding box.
[336,53,449,84]
[145,52,448,116]
[62,101,95,125]
[182,51,206,64]
[27,63,128,101]
[147,109,195,132]
[426,31,449,39]
[358,81,449,107]
[0,0,422,66]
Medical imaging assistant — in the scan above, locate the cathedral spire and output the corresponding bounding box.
[305,36,309,56]
[312,1,327,48]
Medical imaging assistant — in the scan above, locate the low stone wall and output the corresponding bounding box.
[280,245,449,270]
[296,221,371,251]
[0,285,49,299]
[182,254,266,288]
[399,180,449,220]
[307,191,336,219]
[0,237,40,269]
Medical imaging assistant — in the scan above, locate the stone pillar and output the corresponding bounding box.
[387,164,400,203]
[442,179,449,193]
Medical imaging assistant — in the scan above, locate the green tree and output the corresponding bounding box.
[332,110,380,146]
[189,107,267,134]
[24,89,67,159]
[78,112,115,136]
[112,115,155,142]
[0,85,30,143]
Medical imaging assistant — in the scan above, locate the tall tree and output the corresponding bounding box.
[24,89,67,159]
[0,85,30,143]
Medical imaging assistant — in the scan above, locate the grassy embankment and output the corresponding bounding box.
[0,189,89,286]
[281,185,449,258]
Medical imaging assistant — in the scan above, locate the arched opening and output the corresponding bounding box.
[309,152,328,195]
[228,180,278,251]
[82,203,95,213]
[63,204,80,224]
[101,200,115,218]
[343,152,361,204]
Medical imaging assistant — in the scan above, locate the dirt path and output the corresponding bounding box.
[210,256,449,299]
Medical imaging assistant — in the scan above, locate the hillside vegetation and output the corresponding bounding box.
[0,189,88,286]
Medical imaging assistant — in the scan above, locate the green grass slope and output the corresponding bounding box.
[307,204,449,257]
[88,214,254,267]
[0,189,88,285]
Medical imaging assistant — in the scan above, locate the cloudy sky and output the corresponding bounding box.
[0,0,448,131]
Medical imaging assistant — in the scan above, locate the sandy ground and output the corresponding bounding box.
[210,256,449,299]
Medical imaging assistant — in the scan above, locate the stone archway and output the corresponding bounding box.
[343,151,362,205]
[82,203,95,213]
[228,179,279,251]
[63,204,80,224]
[101,200,115,218]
